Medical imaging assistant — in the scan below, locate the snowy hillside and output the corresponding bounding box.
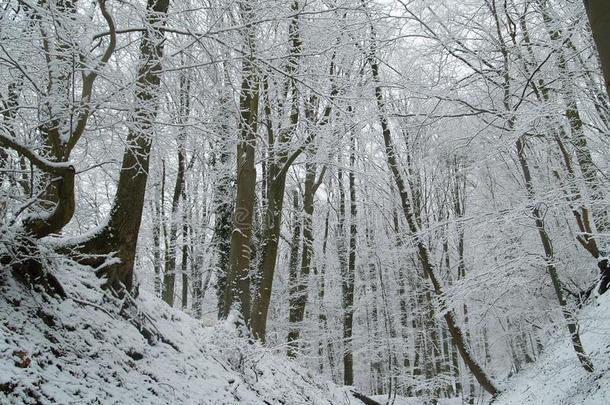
[2,258,610,405]
[494,293,610,405]
[0,261,361,405]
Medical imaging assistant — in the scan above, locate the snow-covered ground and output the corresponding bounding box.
[0,260,361,405]
[370,395,461,405]
[2,258,610,405]
[494,292,610,405]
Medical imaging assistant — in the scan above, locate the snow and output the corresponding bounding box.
[0,259,362,405]
[2,257,610,404]
[369,395,462,405]
[493,292,610,405]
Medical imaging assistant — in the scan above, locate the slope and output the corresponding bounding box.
[494,292,610,405]
[0,258,366,405]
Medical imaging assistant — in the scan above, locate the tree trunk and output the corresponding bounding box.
[287,142,325,354]
[584,0,610,97]
[337,145,357,386]
[250,0,303,341]
[1,0,115,295]
[515,138,594,372]
[317,208,334,377]
[213,102,234,318]
[346,133,358,387]
[161,135,186,306]
[222,0,259,323]
[181,187,189,310]
[70,0,170,294]
[287,190,303,357]
[152,181,162,297]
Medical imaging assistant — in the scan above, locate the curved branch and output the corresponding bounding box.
[23,166,76,238]
[65,0,117,156]
[0,133,70,175]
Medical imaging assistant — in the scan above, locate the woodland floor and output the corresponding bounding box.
[1,259,609,405]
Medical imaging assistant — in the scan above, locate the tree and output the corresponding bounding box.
[222,0,260,323]
[584,0,610,97]
[286,96,327,356]
[0,0,116,295]
[66,0,171,294]
[362,1,499,396]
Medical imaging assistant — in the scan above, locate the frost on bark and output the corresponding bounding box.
[0,0,116,296]
[286,99,327,356]
[250,0,304,341]
[67,0,170,294]
[222,0,259,324]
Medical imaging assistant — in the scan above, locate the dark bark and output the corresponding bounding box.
[351,391,382,405]
[287,190,303,357]
[213,144,234,318]
[180,188,189,309]
[69,0,170,294]
[250,0,303,341]
[584,0,610,97]
[222,1,259,323]
[337,159,355,386]
[250,169,287,339]
[345,135,358,386]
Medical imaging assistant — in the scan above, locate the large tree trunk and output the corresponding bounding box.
[71,0,170,293]
[221,1,259,323]
[250,0,303,341]
[584,0,610,97]
[213,97,235,318]
[250,170,287,339]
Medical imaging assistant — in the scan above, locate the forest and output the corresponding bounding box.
[1,0,610,404]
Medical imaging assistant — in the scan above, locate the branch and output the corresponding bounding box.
[312,165,327,194]
[274,131,315,183]
[273,51,338,185]
[66,0,117,156]
[0,133,70,175]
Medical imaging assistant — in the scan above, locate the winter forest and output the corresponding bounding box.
[2,0,610,404]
